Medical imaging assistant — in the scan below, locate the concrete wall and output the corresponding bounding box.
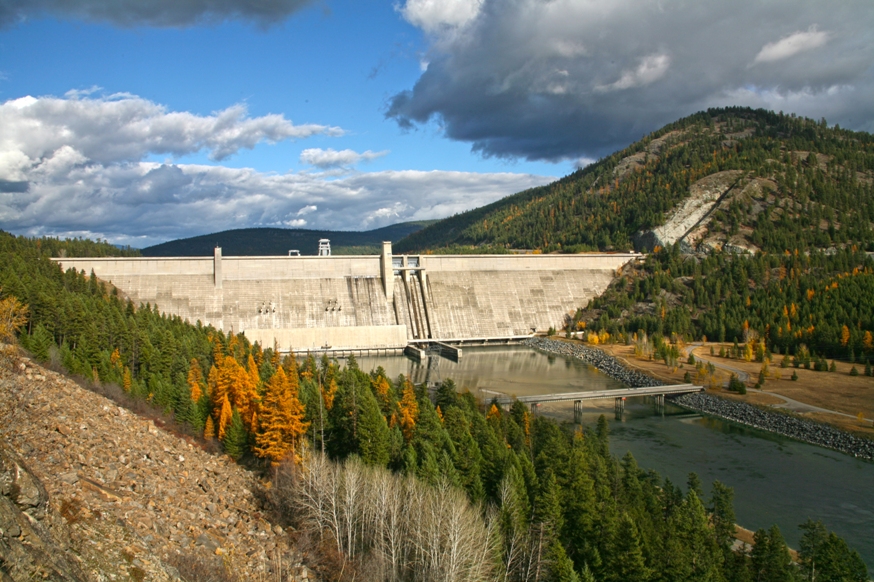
[54,251,638,350]
[244,325,408,353]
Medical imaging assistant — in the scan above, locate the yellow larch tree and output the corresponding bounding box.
[841,325,851,347]
[371,375,392,416]
[0,292,27,353]
[204,415,216,439]
[254,367,310,465]
[282,352,299,379]
[864,331,873,351]
[217,395,233,440]
[246,353,261,391]
[122,366,132,392]
[398,380,419,442]
[187,358,205,403]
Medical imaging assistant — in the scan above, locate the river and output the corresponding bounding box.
[354,345,874,568]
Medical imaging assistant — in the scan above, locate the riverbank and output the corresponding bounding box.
[523,337,874,461]
[671,393,874,461]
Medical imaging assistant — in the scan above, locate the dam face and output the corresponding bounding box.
[53,244,639,353]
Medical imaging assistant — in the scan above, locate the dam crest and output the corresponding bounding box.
[53,243,640,353]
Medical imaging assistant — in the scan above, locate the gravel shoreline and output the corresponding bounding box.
[524,337,874,461]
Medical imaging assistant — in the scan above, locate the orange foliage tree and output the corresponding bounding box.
[254,367,309,465]
[187,358,205,403]
[398,380,419,442]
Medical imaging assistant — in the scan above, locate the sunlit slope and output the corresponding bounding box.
[395,107,874,254]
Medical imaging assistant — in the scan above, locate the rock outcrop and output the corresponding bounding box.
[1,355,312,581]
[1,441,87,582]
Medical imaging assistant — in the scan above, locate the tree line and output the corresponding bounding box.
[578,245,874,365]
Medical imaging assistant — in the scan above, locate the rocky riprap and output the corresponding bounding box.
[523,337,664,388]
[671,392,874,461]
[0,355,313,582]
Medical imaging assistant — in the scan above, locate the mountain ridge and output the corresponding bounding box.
[395,107,874,255]
[142,220,435,257]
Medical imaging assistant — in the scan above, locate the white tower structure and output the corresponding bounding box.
[318,239,331,256]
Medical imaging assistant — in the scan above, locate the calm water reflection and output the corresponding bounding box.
[347,346,873,568]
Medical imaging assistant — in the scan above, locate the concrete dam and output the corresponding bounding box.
[53,243,639,353]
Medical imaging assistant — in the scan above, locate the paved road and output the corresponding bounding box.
[684,343,872,422]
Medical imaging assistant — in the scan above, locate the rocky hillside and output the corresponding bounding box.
[396,107,874,254]
[0,353,310,582]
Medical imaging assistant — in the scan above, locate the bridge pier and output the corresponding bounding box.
[614,397,626,414]
[573,400,583,424]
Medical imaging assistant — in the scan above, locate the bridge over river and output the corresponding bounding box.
[486,383,704,423]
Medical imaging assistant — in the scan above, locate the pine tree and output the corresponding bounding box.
[356,381,390,466]
[709,481,737,555]
[435,378,458,410]
[799,519,868,582]
[750,526,793,582]
[443,407,485,501]
[605,513,650,582]
[222,408,248,460]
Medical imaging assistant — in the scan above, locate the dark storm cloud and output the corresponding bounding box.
[390,0,874,162]
[0,0,314,28]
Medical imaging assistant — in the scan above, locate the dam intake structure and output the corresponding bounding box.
[53,243,640,353]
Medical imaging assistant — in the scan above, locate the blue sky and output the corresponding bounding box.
[1,0,872,247]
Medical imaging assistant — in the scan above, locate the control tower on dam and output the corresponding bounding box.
[52,243,640,353]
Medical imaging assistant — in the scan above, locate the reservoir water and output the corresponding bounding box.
[355,346,874,568]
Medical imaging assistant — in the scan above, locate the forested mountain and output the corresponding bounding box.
[1,231,868,580]
[142,220,434,256]
[396,107,874,254]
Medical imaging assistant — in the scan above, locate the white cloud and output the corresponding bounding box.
[596,53,671,92]
[299,148,389,169]
[0,92,553,246]
[401,0,483,33]
[754,27,830,64]
[0,93,343,177]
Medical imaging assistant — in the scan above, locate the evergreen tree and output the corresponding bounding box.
[605,513,651,582]
[799,519,868,582]
[750,526,793,582]
[356,380,391,466]
[222,408,248,460]
[435,378,458,410]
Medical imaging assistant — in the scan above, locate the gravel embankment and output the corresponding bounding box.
[523,337,664,388]
[524,337,874,461]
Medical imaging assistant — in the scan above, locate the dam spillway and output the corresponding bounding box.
[53,243,640,353]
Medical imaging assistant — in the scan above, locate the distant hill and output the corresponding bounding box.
[395,107,874,255]
[142,221,435,256]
